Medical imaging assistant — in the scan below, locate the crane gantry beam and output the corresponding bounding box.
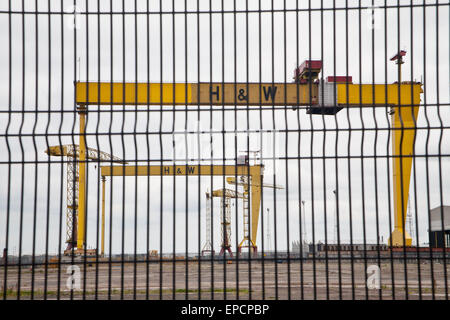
[75,81,421,109]
[75,82,317,106]
[75,68,423,248]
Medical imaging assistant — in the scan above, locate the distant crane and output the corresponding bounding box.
[266,208,272,252]
[407,198,415,244]
[301,200,307,243]
[202,189,245,256]
[212,188,244,256]
[45,144,125,255]
[226,176,283,254]
[201,191,214,256]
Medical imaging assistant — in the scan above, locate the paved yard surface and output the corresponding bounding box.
[1,260,449,300]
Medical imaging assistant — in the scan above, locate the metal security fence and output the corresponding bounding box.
[0,0,449,301]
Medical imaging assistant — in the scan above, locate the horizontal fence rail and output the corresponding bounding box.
[0,0,449,301]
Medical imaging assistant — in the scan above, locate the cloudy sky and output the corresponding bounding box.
[0,0,449,255]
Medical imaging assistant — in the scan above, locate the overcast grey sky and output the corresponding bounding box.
[0,0,449,255]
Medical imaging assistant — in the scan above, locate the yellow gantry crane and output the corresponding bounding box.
[99,164,264,252]
[74,54,422,249]
[226,176,283,253]
[45,144,125,255]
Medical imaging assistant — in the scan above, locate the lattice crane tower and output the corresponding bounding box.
[45,144,125,254]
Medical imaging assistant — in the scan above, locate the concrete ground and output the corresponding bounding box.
[0,260,449,300]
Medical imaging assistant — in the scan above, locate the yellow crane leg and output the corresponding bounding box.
[388,86,420,247]
[336,82,422,247]
[77,108,87,250]
[101,176,106,256]
[250,174,262,247]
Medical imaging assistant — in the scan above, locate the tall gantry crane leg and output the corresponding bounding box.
[101,176,106,256]
[226,176,283,255]
[78,108,87,251]
[237,185,257,255]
